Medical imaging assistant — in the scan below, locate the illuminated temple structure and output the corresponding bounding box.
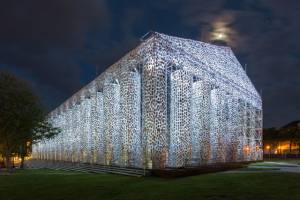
[32,32,263,169]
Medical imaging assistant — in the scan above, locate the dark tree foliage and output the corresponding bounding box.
[263,127,279,141]
[264,125,300,153]
[278,126,300,153]
[0,71,59,173]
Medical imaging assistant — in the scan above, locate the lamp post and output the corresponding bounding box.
[278,146,282,159]
[266,145,271,160]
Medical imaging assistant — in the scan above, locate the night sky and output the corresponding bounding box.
[0,0,299,128]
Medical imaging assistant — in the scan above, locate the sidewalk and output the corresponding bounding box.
[223,161,300,173]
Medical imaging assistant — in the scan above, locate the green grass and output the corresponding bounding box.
[267,158,300,164]
[238,167,280,171]
[248,159,300,167]
[249,162,285,167]
[1,169,300,200]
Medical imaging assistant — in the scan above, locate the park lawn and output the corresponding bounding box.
[249,159,300,167]
[270,158,300,164]
[0,169,300,200]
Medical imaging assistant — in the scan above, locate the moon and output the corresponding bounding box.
[211,21,230,43]
[208,13,238,47]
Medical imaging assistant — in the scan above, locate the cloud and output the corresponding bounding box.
[0,0,299,127]
[0,0,110,107]
[175,0,300,127]
[231,1,300,127]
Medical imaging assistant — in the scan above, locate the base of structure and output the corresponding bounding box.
[151,161,259,178]
[25,159,149,177]
[25,159,260,178]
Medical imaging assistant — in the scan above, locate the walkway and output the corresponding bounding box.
[224,160,300,173]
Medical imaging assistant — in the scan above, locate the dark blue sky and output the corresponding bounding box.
[0,0,299,128]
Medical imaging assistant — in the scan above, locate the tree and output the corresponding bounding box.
[263,127,281,154]
[19,121,61,169]
[263,128,279,146]
[278,126,300,153]
[0,71,59,173]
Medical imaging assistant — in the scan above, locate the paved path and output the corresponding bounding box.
[251,161,300,173]
[223,161,300,174]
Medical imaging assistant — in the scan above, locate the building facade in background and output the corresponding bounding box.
[32,32,263,169]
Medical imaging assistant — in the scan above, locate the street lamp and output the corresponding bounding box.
[266,145,271,160]
[278,146,282,158]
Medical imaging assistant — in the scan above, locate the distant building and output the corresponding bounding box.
[32,32,263,169]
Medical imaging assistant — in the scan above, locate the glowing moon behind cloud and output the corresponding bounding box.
[208,12,238,47]
[211,21,230,44]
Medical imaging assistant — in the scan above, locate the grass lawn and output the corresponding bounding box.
[269,158,300,164]
[1,169,300,200]
[250,159,300,167]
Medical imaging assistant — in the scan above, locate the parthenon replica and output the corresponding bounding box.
[32,32,263,169]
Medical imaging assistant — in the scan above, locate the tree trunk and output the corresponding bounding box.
[20,155,25,169]
[19,143,26,169]
[5,150,13,174]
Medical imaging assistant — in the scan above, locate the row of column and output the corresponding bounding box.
[32,68,262,168]
[32,71,143,168]
[166,69,262,167]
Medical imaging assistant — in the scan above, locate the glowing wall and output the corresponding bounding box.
[32,32,263,169]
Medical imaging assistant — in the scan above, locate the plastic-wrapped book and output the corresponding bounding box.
[32,32,263,169]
